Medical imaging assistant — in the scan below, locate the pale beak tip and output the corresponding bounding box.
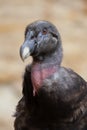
[20,46,30,61]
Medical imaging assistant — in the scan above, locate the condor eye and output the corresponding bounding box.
[31,35,35,39]
[42,29,48,35]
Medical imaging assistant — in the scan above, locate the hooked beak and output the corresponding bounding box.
[20,40,35,61]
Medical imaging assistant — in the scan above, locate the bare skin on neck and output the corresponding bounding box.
[31,62,58,96]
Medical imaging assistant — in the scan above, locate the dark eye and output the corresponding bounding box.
[42,29,48,35]
[31,35,35,39]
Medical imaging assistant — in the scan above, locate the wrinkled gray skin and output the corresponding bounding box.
[14,20,87,130]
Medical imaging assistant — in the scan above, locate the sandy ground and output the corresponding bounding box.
[0,0,87,129]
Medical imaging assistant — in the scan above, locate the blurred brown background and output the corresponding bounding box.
[0,0,87,130]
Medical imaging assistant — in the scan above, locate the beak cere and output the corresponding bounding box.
[20,45,30,61]
[20,34,37,61]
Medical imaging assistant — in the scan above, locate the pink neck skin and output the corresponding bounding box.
[31,62,58,96]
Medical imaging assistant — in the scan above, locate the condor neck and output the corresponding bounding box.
[33,43,63,67]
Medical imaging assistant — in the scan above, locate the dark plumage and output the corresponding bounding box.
[14,20,87,130]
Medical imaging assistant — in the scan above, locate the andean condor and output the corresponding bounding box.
[14,20,87,130]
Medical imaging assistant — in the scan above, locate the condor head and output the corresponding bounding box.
[20,20,60,61]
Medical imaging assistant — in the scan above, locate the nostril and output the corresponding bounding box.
[34,40,37,45]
